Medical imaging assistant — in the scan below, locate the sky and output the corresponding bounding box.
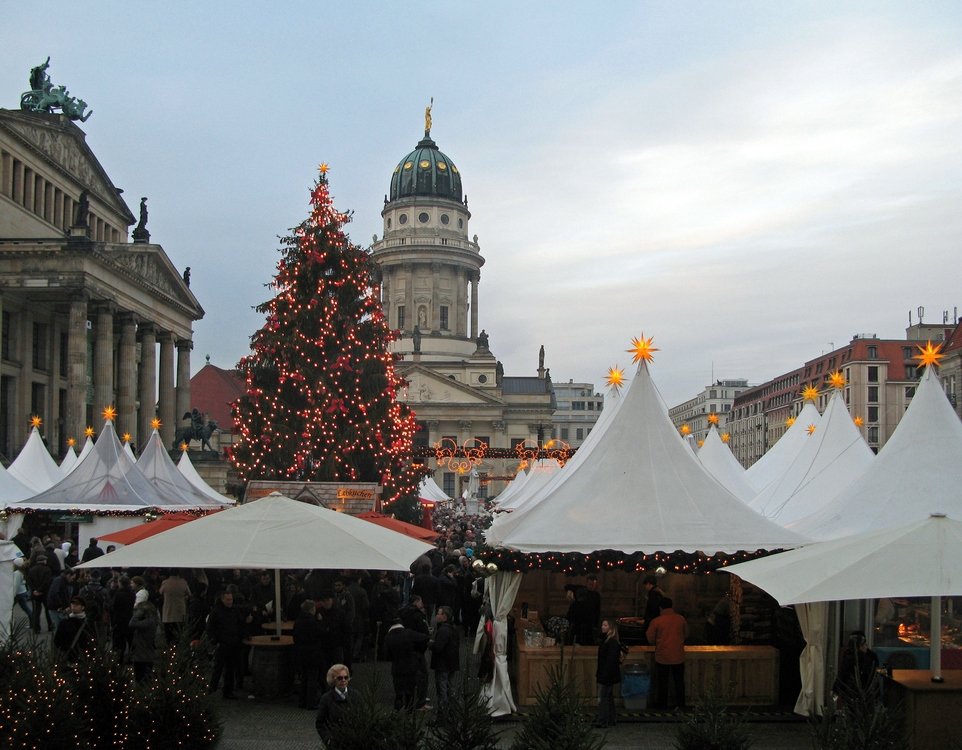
[3,2,961,406]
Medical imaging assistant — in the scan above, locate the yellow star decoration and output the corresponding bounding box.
[67,437,76,447]
[913,341,946,369]
[721,433,730,443]
[605,366,625,389]
[30,415,42,428]
[680,424,691,436]
[102,406,117,421]
[85,426,95,438]
[626,334,658,364]
[807,424,817,435]
[853,415,864,427]
[151,418,162,430]
[801,385,820,402]
[181,443,189,451]
[707,413,720,426]
[122,433,132,443]
[318,162,330,174]
[827,370,847,389]
[785,416,796,428]
[697,439,705,448]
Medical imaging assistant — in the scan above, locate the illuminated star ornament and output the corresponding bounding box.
[721,433,730,443]
[122,433,132,443]
[627,334,658,364]
[318,162,330,175]
[697,439,705,448]
[785,416,796,428]
[67,437,76,447]
[181,442,190,451]
[680,424,691,436]
[707,413,720,426]
[853,415,864,427]
[85,426,95,438]
[151,418,162,430]
[801,385,820,402]
[827,370,847,389]
[605,365,625,390]
[102,405,117,421]
[30,415,42,428]
[914,341,946,369]
[807,424,817,435]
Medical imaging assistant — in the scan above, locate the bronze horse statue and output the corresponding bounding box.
[173,414,218,452]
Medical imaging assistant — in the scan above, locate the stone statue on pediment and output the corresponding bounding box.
[74,189,90,227]
[412,325,422,353]
[476,329,489,350]
[132,197,150,243]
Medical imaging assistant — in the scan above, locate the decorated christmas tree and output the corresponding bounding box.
[231,166,423,511]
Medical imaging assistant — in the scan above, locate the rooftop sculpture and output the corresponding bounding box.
[20,57,93,122]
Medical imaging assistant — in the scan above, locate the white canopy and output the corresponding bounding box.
[494,360,805,554]
[178,451,236,504]
[76,493,434,571]
[123,441,137,462]
[491,467,528,506]
[8,427,66,494]
[137,429,232,508]
[744,402,821,491]
[68,437,94,475]
[0,463,34,509]
[792,365,962,540]
[748,391,873,526]
[418,475,450,503]
[59,445,79,475]
[495,463,559,512]
[18,420,193,512]
[697,426,757,502]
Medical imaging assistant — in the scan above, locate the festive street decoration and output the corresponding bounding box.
[785,416,796,428]
[707,413,720,425]
[853,415,864,427]
[801,385,820,402]
[827,370,846,389]
[102,405,117,421]
[425,437,575,469]
[627,334,658,363]
[807,424,817,435]
[605,365,625,390]
[913,340,945,368]
[230,168,422,511]
[680,424,691,436]
[85,426,95,438]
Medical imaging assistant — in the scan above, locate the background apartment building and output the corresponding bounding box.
[668,379,751,444]
[552,380,603,447]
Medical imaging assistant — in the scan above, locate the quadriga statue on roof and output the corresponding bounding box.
[20,57,93,122]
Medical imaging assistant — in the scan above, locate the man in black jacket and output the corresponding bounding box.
[110,576,136,659]
[411,565,438,626]
[207,591,252,699]
[642,575,665,645]
[430,606,460,712]
[384,617,430,709]
[293,599,324,709]
[400,595,431,708]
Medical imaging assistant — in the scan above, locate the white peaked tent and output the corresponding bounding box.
[486,384,627,545]
[685,433,699,453]
[697,426,757,502]
[496,360,806,554]
[68,437,95,475]
[792,365,962,540]
[137,429,232,508]
[417,475,450,503]
[491,467,528,506]
[745,402,821,491]
[59,445,79,475]
[495,462,558,512]
[123,440,137,462]
[178,451,236,504]
[8,427,66,493]
[748,391,873,527]
[0,463,37,539]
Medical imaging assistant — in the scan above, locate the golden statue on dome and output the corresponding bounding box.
[425,97,433,135]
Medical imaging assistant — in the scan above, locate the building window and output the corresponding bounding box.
[560,428,569,440]
[478,482,488,499]
[31,382,45,418]
[868,406,879,423]
[571,401,585,410]
[587,402,594,410]
[1,311,10,361]
[0,375,10,456]
[905,386,916,399]
[32,322,48,370]
[59,331,69,377]
[440,306,449,330]
[576,428,584,440]
[710,404,716,412]
[867,426,879,443]
[418,212,430,224]
[868,386,879,403]
[397,306,405,329]
[442,472,455,497]
[867,366,879,383]
[510,438,525,449]
[867,346,878,359]
[903,347,913,360]
[398,213,408,225]
[58,388,67,454]
[710,390,717,399]
[472,436,490,450]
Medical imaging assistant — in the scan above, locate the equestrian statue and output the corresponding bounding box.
[173,408,218,452]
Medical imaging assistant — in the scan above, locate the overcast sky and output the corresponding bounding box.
[3,2,960,406]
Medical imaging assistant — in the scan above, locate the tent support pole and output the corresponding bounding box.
[931,596,943,682]
[274,568,283,638]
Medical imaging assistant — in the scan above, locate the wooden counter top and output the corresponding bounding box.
[889,669,962,690]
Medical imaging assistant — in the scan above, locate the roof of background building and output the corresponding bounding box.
[389,134,463,203]
[189,363,246,430]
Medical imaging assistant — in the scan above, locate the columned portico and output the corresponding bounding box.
[66,293,88,443]
[117,313,138,441]
[470,271,479,342]
[176,338,192,429]
[158,332,176,447]
[93,303,115,416]
[137,324,157,447]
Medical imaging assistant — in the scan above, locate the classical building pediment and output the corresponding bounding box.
[103,244,204,317]
[400,366,503,406]
[0,110,135,224]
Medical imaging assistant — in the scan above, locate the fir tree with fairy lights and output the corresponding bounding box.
[231,165,423,511]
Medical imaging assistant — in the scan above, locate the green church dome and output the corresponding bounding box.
[390,135,463,203]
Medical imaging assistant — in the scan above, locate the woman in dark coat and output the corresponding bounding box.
[129,601,160,682]
[596,619,628,727]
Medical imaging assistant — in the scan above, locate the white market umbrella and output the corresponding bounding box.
[725,514,962,681]
[77,493,435,634]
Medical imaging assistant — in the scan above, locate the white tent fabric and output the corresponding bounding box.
[137,429,231,508]
[59,445,79,475]
[482,571,523,716]
[76,493,434,570]
[418,475,450,503]
[8,427,66,493]
[745,402,821,491]
[685,434,698,453]
[178,451,235,504]
[495,462,559,512]
[793,602,828,717]
[69,437,95,475]
[491,468,528,506]
[486,385,627,546]
[123,441,137,462]
[697,426,757,503]
[17,420,191,512]
[495,361,805,554]
[749,391,873,527]
[0,462,36,510]
[0,541,21,642]
[792,365,962,540]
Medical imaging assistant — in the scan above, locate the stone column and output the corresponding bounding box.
[381,269,392,326]
[16,310,34,449]
[455,268,466,337]
[117,313,138,442]
[93,304,115,416]
[158,332,176,447]
[403,263,415,333]
[137,325,157,447]
[425,419,440,448]
[431,262,442,332]
[470,271,479,342]
[66,293,89,444]
[176,338,192,426]
[459,419,473,445]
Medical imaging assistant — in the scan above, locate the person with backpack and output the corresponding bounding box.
[79,570,108,640]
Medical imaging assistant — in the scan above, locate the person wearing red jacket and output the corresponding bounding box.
[646,597,690,710]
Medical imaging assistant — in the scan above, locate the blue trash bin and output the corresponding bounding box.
[621,663,650,710]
